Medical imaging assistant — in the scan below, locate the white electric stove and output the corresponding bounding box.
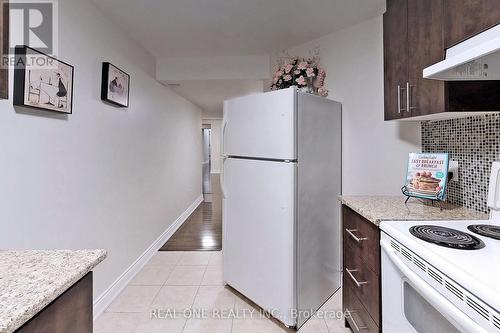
[380,162,500,333]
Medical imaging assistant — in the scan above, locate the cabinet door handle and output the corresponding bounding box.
[398,84,407,113]
[345,308,368,331]
[345,229,367,242]
[406,82,411,113]
[346,268,368,287]
[397,85,401,113]
[406,82,416,112]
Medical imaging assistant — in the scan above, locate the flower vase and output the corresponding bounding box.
[301,79,316,94]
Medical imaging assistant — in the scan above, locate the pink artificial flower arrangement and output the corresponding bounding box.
[270,51,328,97]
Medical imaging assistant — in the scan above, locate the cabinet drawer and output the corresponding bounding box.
[344,250,380,325]
[342,206,380,274]
[343,284,379,333]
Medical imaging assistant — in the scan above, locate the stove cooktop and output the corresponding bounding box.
[380,220,500,313]
[409,225,485,250]
[468,224,500,240]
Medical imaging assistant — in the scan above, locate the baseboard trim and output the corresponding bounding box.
[92,194,204,320]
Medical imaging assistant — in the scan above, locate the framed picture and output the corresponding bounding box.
[101,62,130,107]
[13,45,74,114]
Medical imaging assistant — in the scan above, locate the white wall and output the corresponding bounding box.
[0,0,202,298]
[202,119,222,173]
[281,16,421,195]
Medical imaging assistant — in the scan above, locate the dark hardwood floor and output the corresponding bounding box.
[160,174,222,251]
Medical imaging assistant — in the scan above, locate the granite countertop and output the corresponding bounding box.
[0,249,106,333]
[340,195,488,226]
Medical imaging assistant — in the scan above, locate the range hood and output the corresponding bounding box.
[423,24,500,80]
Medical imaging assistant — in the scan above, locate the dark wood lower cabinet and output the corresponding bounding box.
[344,248,379,324]
[343,284,379,333]
[16,272,93,333]
[342,205,381,332]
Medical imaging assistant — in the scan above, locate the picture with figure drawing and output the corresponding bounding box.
[14,46,74,114]
[101,62,130,107]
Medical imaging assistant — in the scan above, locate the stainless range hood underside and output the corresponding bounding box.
[424,24,500,80]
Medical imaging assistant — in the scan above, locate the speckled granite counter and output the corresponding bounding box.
[0,249,106,333]
[340,195,488,226]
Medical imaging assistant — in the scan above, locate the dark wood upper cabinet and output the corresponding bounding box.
[444,0,500,48]
[384,0,500,120]
[407,0,446,117]
[0,0,8,99]
[383,0,409,120]
[384,0,445,120]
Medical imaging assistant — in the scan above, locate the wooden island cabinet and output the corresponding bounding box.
[0,250,105,333]
[16,273,93,333]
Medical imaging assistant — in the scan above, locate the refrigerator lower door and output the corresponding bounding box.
[223,157,296,327]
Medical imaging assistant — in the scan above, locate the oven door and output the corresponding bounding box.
[380,239,488,333]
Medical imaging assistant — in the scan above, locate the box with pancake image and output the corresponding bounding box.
[404,153,449,200]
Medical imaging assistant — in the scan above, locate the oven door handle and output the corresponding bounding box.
[381,240,488,333]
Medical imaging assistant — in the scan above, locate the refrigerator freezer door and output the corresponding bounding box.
[223,157,296,327]
[223,87,296,160]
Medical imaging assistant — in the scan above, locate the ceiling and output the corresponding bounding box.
[168,80,264,118]
[92,0,385,116]
[92,0,385,58]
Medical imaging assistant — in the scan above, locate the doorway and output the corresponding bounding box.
[202,126,212,195]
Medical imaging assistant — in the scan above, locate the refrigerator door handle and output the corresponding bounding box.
[221,118,228,156]
[221,155,228,199]
[220,117,228,199]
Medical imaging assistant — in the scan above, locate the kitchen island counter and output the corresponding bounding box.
[0,249,106,333]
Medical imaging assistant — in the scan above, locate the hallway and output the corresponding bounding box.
[160,175,222,251]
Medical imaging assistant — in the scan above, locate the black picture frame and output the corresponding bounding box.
[13,45,74,114]
[101,62,130,107]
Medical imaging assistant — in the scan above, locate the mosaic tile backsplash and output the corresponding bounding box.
[421,113,500,213]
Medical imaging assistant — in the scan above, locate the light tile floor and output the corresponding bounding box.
[95,251,351,333]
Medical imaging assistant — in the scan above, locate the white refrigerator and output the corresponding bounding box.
[221,87,342,329]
